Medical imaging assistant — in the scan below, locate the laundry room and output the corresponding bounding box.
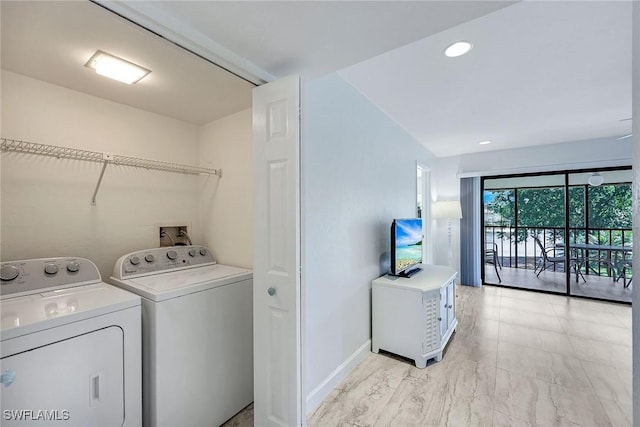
[0,1,255,277]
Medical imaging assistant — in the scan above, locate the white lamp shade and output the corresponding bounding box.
[432,201,462,219]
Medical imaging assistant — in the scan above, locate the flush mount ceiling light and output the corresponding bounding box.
[444,41,473,58]
[479,140,492,145]
[588,172,604,187]
[85,50,150,85]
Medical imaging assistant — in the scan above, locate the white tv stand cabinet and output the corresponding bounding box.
[372,264,457,368]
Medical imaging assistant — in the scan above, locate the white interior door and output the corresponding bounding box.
[253,76,302,426]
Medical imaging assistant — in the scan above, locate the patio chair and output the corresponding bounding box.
[533,237,585,282]
[485,242,502,282]
[616,259,632,288]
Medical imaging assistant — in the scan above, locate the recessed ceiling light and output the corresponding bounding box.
[85,50,150,85]
[479,140,492,145]
[445,41,473,58]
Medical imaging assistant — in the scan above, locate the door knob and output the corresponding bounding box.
[267,287,276,296]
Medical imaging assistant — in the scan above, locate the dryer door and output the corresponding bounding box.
[1,326,124,427]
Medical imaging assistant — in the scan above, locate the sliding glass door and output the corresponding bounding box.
[482,168,633,303]
[567,170,633,302]
[483,173,568,294]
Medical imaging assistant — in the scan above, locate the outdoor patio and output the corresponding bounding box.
[485,264,632,303]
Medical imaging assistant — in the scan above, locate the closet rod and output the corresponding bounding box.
[1,137,222,206]
[0,138,222,176]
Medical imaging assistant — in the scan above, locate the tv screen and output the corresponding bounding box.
[390,218,423,277]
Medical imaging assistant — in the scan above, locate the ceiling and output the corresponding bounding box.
[1,1,255,126]
[2,1,632,158]
[107,0,516,81]
[339,0,633,157]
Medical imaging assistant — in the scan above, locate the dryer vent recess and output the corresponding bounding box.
[158,226,191,247]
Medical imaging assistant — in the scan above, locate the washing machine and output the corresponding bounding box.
[110,245,253,427]
[0,257,142,427]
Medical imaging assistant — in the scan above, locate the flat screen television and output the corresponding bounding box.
[390,218,423,277]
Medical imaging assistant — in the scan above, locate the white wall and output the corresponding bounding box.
[198,108,253,268]
[302,74,436,411]
[1,71,201,278]
[455,137,632,178]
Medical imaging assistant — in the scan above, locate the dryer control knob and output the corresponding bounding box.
[199,248,208,256]
[188,249,197,257]
[44,264,59,275]
[145,254,155,263]
[0,265,19,282]
[130,256,141,266]
[66,261,80,273]
[167,250,178,260]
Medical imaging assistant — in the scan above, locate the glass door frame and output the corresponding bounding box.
[480,165,632,303]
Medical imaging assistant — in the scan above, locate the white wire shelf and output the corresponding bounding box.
[1,138,221,176]
[1,137,222,205]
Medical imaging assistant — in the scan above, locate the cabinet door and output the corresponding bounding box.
[439,286,448,337]
[446,281,455,329]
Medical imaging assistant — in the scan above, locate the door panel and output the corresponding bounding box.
[482,170,632,303]
[446,283,455,330]
[1,327,124,427]
[439,287,447,337]
[253,76,302,426]
[482,174,567,294]
[567,170,633,303]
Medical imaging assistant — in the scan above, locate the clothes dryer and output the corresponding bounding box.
[0,257,142,427]
[110,245,253,427]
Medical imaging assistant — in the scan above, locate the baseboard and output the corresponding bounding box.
[305,339,371,415]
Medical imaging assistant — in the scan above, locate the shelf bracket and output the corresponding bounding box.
[91,156,110,206]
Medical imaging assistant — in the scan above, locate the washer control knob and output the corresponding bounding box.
[44,264,59,275]
[188,249,197,257]
[199,248,207,256]
[0,265,19,282]
[66,261,80,273]
[145,254,155,263]
[167,250,178,260]
[130,256,141,266]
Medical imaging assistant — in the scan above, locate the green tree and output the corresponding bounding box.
[484,183,632,245]
[588,184,632,229]
[517,187,565,228]
[484,190,514,226]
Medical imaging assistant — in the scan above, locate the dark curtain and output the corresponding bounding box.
[460,177,481,286]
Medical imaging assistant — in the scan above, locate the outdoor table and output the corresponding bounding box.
[558,243,632,282]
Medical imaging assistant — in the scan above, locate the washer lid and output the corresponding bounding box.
[110,264,252,301]
[1,283,140,341]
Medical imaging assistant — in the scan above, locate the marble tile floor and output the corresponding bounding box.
[224,285,633,426]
